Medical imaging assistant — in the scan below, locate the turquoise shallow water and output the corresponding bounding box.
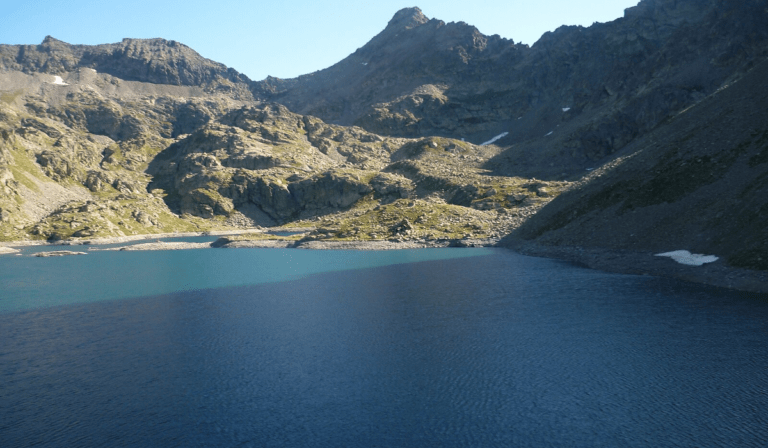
[0,245,491,312]
[1,247,767,447]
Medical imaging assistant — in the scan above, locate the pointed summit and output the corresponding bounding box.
[40,35,70,49]
[386,7,429,31]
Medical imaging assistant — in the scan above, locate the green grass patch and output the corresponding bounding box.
[220,232,305,242]
[7,143,47,193]
[0,90,23,104]
[317,199,492,241]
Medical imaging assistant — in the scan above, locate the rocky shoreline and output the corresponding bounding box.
[214,237,497,251]
[2,232,766,294]
[0,231,499,251]
[0,229,278,248]
[507,241,768,295]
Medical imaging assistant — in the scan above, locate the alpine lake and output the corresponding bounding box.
[1,239,767,447]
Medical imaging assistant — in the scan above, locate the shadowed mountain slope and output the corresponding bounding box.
[501,58,768,272]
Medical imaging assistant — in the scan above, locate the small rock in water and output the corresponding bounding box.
[34,250,88,257]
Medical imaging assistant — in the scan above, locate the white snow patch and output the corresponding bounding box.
[480,132,509,146]
[655,250,719,266]
[562,107,571,112]
[51,75,68,86]
[545,131,553,136]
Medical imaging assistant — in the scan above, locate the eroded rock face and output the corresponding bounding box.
[290,172,374,215]
[146,104,419,223]
[137,101,552,229]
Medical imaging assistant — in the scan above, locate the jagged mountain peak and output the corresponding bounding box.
[40,35,69,47]
[253,0,768,153]
[386,7,430,31]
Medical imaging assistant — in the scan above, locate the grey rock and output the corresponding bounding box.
[34,250,87,257]
[391,218,414,236]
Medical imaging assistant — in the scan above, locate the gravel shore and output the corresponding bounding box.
[217,237,499,250]
[93,242,215,251]
[508,241,768,294]
[0,230,264,249]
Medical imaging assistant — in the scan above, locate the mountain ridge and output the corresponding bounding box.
[251,0,767,181]
[0,35,255,99]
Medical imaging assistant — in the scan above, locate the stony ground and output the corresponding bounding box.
[0,78,571,246]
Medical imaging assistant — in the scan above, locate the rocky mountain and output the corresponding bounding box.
[0,37,556,243]
[255,0,768,180]
[0,0,766,288]
[0,36,254,98]
[502,57,768,273]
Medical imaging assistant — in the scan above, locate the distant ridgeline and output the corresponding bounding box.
[0,0,767,276]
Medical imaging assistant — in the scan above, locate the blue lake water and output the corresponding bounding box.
[1,247,767,447]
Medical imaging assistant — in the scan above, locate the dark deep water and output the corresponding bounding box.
[1,247,767,447]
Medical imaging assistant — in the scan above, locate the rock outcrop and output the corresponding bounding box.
[145,103,541,227]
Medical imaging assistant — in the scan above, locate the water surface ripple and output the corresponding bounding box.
[1,248,767,447]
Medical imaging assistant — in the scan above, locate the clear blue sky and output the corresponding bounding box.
[1,1,640,81]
